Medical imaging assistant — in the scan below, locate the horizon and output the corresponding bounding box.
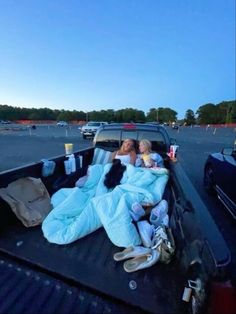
[1,99,235,120]
[0,0,235,119]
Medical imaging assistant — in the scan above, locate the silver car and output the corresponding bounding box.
[81,121,107,139]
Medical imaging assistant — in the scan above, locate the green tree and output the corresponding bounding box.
[57,110,72,121]
[229,101,236,123]
[196,101,236,124]
[146,107,177,123]
[184,109,196,125]
[146,108,158,122]
[196,103,217,124]
[217,101,236,123]
[134,110,145,122]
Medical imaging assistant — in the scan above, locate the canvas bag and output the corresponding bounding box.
[0,177,52,227]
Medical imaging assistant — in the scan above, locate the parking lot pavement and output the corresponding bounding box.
[1,124,235,172]
[0,125,92,171]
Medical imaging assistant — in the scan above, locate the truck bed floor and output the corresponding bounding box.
[0,220,184,313]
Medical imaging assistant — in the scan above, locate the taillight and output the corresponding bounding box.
[207,281,236,314]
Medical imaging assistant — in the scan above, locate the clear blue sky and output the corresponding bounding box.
[0,0,235,119]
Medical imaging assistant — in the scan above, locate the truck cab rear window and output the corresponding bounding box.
[95,129,166,153]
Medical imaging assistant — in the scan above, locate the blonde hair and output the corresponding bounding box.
[139,139,152,152]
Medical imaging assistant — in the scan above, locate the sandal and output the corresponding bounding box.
[123,250,160,273]
[113,246,151,262]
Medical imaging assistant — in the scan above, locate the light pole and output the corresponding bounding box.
[156,108,159,123]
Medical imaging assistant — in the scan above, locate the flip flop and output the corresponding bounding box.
[123,249,160,273]
[113,246,151,262]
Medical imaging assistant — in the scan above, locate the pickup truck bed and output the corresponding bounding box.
[0,254,140,314]
[0,181,185,314]
[0,124,232,313]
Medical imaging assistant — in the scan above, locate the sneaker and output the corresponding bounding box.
[129,202,145,221]
[137,220,154,248]
[151,226,175,264]
[151,225,168,249]
[150,200,169,227]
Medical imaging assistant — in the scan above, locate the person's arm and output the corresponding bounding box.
[129,151,137,165]
[111,150,117,161]
[151,153,164,167]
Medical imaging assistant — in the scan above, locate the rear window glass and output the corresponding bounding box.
[95,130,121,149]
[137,131,165,143]
[87,122,101,127]
[121,131,138,141]
[95,129,167,153]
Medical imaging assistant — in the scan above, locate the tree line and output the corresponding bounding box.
[0,100,235,125]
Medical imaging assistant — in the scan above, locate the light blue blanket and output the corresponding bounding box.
[42,164,169,247]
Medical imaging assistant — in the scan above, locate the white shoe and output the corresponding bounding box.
[150,200,169,227]
[123,249,160,272]
[113,246,151,261]
[151,225,168,249]
[137,220,154,248]
[129,202,145,221]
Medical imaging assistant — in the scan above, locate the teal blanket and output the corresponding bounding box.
[42,164,169,247]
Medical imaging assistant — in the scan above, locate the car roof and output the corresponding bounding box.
[99,122,167,131]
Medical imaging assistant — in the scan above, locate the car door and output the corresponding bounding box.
[217,151,236,207]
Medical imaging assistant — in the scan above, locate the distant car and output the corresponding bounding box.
[172,124,179,130]
[56,121,68,127]
[81,121,108,139]
[27,125,37,129]
[204,147,236,219]
[0,120,11,124]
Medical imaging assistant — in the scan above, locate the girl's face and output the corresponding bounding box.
[139,142,148,153]
[122,140,134,152]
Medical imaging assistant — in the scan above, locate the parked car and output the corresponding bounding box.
[204,147,236,218]
[0,120,11,124]
[172,124,179,130]
[56,121,68,127]
[81,121,108,139]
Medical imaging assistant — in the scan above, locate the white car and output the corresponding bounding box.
[81,121,107,139]
[56,121,68,127]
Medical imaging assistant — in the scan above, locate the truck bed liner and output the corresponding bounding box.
[0,255,141,314]
[0,221,184,313]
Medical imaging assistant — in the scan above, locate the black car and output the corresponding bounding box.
[204,147,236,218]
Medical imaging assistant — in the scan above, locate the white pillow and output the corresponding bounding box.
[135,154,142,167]
[92,148,112,165]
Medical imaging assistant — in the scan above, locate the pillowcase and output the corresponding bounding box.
[92,148,113,165]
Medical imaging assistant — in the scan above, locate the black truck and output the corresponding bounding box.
[0,123,234,314]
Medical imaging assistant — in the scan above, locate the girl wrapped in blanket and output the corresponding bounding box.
[137,139,164,168]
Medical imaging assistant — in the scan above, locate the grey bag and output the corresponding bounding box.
[0,177,52,227]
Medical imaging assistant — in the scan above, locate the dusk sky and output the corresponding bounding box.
[0,0,235,118]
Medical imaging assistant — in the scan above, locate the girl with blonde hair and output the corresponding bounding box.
[112,138,137,165]
[139,139,164,168]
